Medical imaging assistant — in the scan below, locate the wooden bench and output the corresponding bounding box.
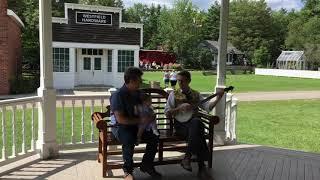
[91,88,220,177]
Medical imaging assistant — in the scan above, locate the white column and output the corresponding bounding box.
[112,49,118,87]
[70,48,76,88]
[214,0,230,145]
[37,0,58,159]
[134,49,139,67]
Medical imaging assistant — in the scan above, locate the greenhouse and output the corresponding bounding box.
[276,51,306,70]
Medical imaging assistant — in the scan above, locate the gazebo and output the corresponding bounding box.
[276,51,306,70]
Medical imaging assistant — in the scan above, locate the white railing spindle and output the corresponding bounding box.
[61,101,65,146]
[71,100,75,144]
[100,99,104,113]
[90,100,94,142]
[0,96,40,166]
[11,106,17,157]
[81,100,85,144]
[1,107,7,160]
[31,103,36,151]
[22,104,26,154]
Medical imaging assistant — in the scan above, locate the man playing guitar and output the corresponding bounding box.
[164,70,227,180]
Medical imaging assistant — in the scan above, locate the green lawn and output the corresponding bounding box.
[1,99,320,159]
[142,71,320,92]
[237,99,320,153]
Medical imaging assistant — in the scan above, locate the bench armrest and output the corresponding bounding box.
[91,112,109,130]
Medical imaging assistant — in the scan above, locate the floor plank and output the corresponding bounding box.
[1,145,320,180]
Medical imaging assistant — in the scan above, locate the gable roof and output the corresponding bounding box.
[276,51,304,62]
[201,40,244,54]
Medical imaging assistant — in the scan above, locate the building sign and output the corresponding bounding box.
[76,12,112,25]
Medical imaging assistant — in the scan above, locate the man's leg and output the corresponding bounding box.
[140,130,161,177]
[186,118,214,179]
[112,125,137,174]
[174,121,193,171]
[186,118,209,166]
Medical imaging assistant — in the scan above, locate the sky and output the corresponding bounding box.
[122,0,304,11]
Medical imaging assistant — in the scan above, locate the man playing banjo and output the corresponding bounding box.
[164,70,226,180]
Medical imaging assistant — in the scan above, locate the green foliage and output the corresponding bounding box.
[198,48,214,70]
[78,0,123,7]
[252,46,271,67]
[229,0,275,63]
[201,1,220,41]
[156,0,201,65]
[9,75,39,94]
[286,1,320,68]
[123,4,162,49]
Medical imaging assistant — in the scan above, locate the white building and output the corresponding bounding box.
[52,3,143,89]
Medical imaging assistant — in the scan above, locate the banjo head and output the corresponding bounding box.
[174,103,193,123]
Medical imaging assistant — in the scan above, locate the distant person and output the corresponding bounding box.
[170,70,177,89]
[163,70,170,88]
[152,61,157,69]
[139,61,144,68]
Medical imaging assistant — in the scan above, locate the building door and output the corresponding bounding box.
[79,56,104,85]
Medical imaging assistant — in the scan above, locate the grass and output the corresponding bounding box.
[142,71,320,92]
[237,99,320,153]
[1,99,319,160]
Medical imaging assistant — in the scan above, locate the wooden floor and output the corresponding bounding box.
[1,144,320,180]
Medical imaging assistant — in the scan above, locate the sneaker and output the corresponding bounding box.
[140,165,162,178]
[124,172,134,180]
[180,158,192,172]
[197,167,214,180]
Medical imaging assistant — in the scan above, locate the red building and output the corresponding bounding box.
[139,50,176,65]
[0,0,24,95]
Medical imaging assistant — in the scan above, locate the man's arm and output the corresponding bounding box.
[164,92,179,118]
[110,92,141,125]
[113,111,141,125]
[201,90,224,112]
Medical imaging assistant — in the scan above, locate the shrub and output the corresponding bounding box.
[10,75,39,94]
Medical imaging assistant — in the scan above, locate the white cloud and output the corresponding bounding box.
[122,0,303,11]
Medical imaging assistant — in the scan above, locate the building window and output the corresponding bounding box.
[118,50,134,72]
[107,50,112,72]
[53,48,69,72]
[83,57,91,70]
[82,48,103,55]
[94,57,102,70]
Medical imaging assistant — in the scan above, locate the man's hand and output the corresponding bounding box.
[216,89,225,97]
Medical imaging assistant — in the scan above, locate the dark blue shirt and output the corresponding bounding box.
[110,85,142,125]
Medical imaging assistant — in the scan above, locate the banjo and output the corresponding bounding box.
[174,86,234,123]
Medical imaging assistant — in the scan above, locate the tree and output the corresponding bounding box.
[52,0,79,17]
[123,4,162,49]
[229,0,275,60]
[157,0,201,66]
[252,46,271,67]
[201,1,220,41]
[78,0,123,7]
[286,1,320,68]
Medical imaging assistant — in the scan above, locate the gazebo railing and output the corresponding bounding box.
[0,92,238,166]
[0,96,41,167]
